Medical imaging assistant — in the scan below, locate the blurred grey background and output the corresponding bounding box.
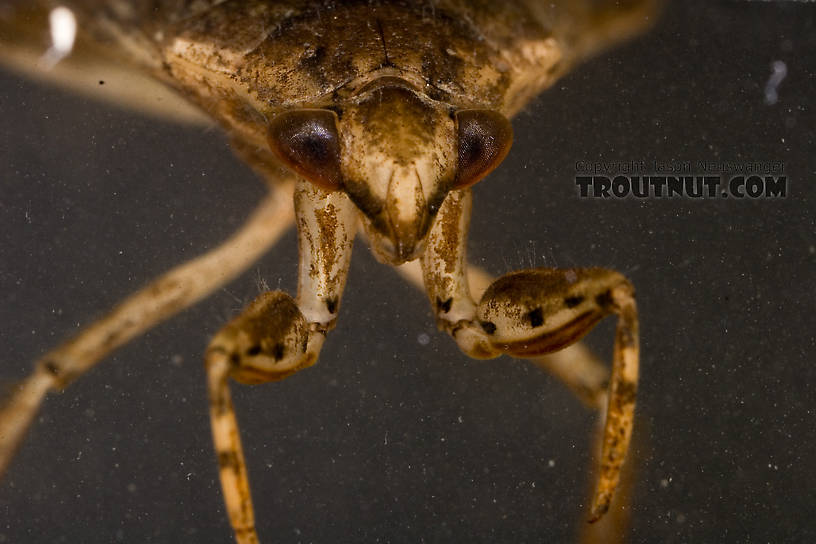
[0,1,814,542]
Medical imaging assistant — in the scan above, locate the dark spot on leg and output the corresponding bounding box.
[564,295,584,308]
[246,345,262,356]
[614,379,638,407]
[102,329,124,350]
[42,360,60,377]
[436,297,453,313]
[211,392,231,416]
[595,290,613,309]
[272,343,285,361]
[480,321,497,335]
[527,307,544,328]
[218,450,241,472]
[325,296,338,314]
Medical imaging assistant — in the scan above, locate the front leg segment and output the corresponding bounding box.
[205,179,357,543]
[421,189,639,521]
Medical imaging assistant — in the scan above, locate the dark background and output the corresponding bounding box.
[1,1,814,542]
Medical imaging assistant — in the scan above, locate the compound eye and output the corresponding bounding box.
[268,109,343,191]
[453,110,513,189]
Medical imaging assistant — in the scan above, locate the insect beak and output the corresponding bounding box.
[383,164,429,261]
[356,193,428,264]
[337,81,456,263]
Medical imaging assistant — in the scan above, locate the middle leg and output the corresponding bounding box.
[0,177,296,479]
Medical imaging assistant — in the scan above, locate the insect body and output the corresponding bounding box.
[0,1,654,542]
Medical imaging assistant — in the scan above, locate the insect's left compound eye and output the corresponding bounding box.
[268,109,343,191]
[453,109,513,190]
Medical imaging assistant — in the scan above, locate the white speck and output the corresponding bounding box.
[547,459,555,468]
[417,333,430,345]
[39,7,77,70]
[764,60,787,105]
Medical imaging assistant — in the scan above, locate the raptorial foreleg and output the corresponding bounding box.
[203,178,358,543]
[420,189,639,522]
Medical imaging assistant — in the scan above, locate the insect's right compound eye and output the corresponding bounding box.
[453,109,513,190]
[268,109,343,191]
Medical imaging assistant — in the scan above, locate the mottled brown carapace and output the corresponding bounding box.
[0,1,656,543]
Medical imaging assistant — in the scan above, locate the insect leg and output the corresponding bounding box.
[419,189,639,522]
[202,178,358,543]
[205,349,258,544]
[528,343,609,409]
[0,178,296,478]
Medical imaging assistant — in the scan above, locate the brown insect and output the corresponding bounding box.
[0,1,656,542]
